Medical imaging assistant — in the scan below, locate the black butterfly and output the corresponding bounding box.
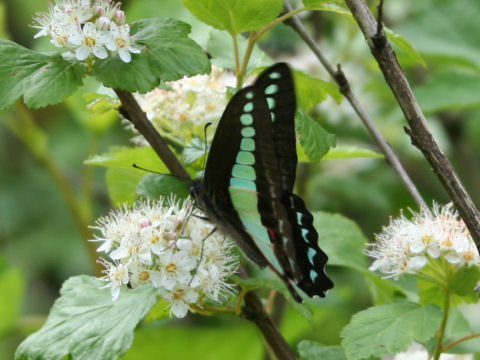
[190,63,333,302]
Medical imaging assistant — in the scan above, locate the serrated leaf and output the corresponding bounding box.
[207,30,273,73]
[0,39,86,110]
[232,275,313,323]
[321,146,384,161]
[341,301,442,360]
[15,275,158,360]
[181,0,284,35]
[296,110,336,162]
[298,341,347,360]
[385,28,427,68]
[313,211,368,271]
[183,136,209,165]
[294,69,342,110]
[137,174,189,200]
[93,18,210,93]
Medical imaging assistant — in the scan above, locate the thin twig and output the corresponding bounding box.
[344,0,480,247]
[283,1,428,211]
[115,89,297,360]
[442,333,480,352]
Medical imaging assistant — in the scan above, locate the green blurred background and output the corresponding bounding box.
[2,0,480,358]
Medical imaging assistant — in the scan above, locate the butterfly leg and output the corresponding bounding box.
[189,227,217,286]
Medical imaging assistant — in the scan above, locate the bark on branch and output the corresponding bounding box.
[283,1,427,211]
[343,0,480,247]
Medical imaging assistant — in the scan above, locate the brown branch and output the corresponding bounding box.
[115,88,297,360]
[442,333,480,352]
[343,0,480,247]
[114,89,190,179]
[283,1,428,211]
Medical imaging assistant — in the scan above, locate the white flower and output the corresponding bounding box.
[367,203,480,277]
[383,342,474,359]
[92,197,238,317]
[98,260,129,301]
[32,0,140,63]
[132,66,236,144]
[106,23,140,63]
[70,22,109,60]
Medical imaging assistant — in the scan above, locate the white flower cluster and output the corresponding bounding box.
[383,342,473,360]
[92,197,238,318]
[32,0,140,63]
[133,65,235,139]
[367,203,480,278]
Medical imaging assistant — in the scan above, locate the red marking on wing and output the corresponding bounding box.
[267,227,276,241]
[220,189,229,204]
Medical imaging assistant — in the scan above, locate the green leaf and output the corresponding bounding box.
[304,1,353,18]
[341,301,442,360]
[294,69,342,111]
[321,146,384,161]
[144,298,171,323]
[396,1,480,70]
[385,28,427,68]
[418,264,480,307]
[93,18,210,93]
[232,275,313,323]
[298,340,347,360]
[0,39,86,110]
[122,323,263,360]
[207,30,273,73]
[0,262,24,337]
[15,275,158,360]
[85,146,166,172]
[296,110,336,162]
[313,211,368,271]
[106,168,144,205]
[181,0,284,35]
[415,71,480,113]
[362,271,407,305]
[80,92,120,133]
[137,174,189,200]
[183,136,208,165]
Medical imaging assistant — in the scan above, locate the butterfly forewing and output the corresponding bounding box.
[197,63,333,302]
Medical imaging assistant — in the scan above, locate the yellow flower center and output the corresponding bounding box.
[115,38,127,49]
[139,271,150,281]
[173,289,185,300]
[166,263,177,273]
[85,36,96,47]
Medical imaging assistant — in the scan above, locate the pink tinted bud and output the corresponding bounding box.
[113,10,126,25]
[96,16,111,30]
[139,218,152,228]
[93,5,105,16]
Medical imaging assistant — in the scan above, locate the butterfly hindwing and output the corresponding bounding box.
[193,63,333,302]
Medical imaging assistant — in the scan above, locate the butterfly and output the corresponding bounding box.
[190,63,333,302]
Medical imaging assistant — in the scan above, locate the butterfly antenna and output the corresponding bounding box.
[132,163,192,183]
[201,122,213,179]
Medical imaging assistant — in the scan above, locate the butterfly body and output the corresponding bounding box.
[190,63,333,302]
